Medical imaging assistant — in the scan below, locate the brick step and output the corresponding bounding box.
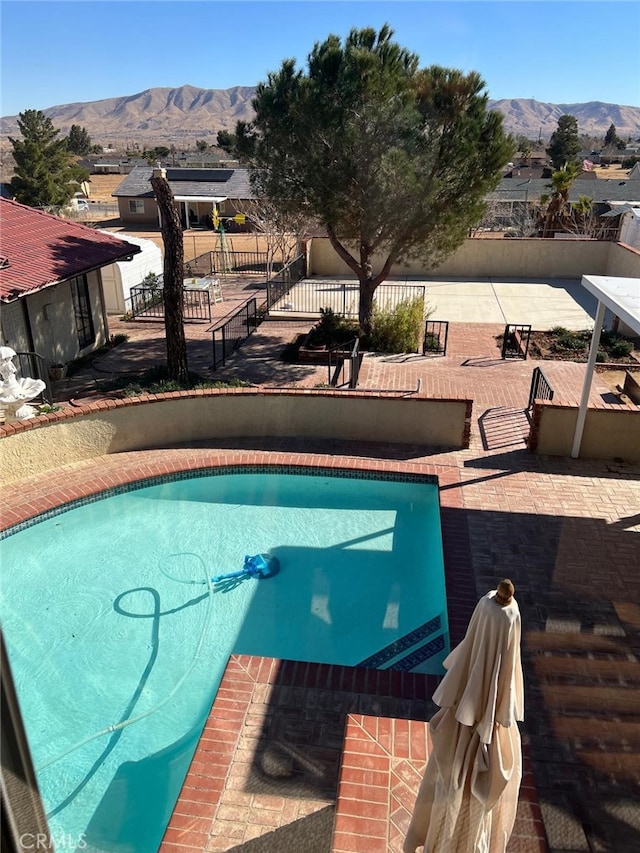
[577,751,640,777]
[550,716,640,747]
[331,714,548,853]
[531,654,640,684]
[525,630,628,654]
[538,683,640,715]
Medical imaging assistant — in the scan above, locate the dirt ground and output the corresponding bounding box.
[85,173,124,201]
[592,164,633,179]
[596,366,638,394]
[101,224,272,257]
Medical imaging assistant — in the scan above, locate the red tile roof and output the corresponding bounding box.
[0,198,141,301]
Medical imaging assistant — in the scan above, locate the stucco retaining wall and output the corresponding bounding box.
[604,241,640,279]
[0,390,472,486]
[529,400,640,461]
[308,237,613,279]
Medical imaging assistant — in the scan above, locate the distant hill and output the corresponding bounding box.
[0,86,257,146]
[490,98,640,140]
[1,86,639,147]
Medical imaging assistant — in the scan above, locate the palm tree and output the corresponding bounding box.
[539,161,582,237]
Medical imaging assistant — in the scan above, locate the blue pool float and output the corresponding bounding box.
[212,553,280,583]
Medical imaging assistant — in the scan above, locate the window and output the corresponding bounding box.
[70,275,95,349]
[128,199,145,214]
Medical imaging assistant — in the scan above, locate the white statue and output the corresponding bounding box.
[0,346,47,422]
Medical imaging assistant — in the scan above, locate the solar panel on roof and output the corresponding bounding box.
[166,169,233,182]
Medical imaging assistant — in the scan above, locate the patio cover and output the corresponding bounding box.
[572,275,640,457]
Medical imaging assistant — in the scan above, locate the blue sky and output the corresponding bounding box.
[1,1,639,117]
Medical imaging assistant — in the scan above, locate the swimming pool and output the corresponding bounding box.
[0,466,448,852]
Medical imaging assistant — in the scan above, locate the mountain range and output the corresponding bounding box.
[1,86,639,146]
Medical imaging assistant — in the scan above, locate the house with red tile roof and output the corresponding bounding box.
[0,198,140,376]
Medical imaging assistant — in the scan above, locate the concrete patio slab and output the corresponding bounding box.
[492,279,598,330]
[421,277,598,330]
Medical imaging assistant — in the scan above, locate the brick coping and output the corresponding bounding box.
[0,387,471,438]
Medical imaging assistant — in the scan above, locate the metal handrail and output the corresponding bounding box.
[327,337,361,388]
[528,366,554,411]
[212,298,260,369]
[265,255,307,312]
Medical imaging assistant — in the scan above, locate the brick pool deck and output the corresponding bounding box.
[2,307,640,852]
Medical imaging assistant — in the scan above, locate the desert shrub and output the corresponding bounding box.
[552,330,587,352]
[596,351,606,363]
[368,297,425,353]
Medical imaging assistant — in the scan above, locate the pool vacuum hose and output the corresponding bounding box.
[37,553,215,773]
[37,551,279,773]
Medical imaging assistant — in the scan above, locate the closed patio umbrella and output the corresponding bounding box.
[404,579,524,853]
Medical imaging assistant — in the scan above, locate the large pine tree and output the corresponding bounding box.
[546,115,581,170]
[9,110,89,208]
[237,25,513,332]
[67,124,92,156]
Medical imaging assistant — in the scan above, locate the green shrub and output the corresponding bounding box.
[553,330,585,352]
[194,379,251,389]
[423,332,440,353]
[122,383,145,397]
[368,297,425,353]
[595,351,606,363]
[600,331,634,358]
[109,333,129,347]
[309,307,359,346]
[98,367,253,397]
[146,380,183,394]
[610,339,633,358]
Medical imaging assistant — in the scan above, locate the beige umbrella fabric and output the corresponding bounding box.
[404,580,524,853]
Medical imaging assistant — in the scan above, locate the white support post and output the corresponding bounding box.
[571,299,606,458]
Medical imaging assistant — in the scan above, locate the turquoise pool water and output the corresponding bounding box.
[0,468,448,852]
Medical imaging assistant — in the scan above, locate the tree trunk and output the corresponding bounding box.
[325,226,395,335]
[358,277,377,334]
[150,170,189,384]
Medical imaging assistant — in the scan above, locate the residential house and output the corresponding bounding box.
[98,232,163,314]
[483,172,640,235]
[0,198,140,375]
[112,166,255,229]
[601,204,640,248]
